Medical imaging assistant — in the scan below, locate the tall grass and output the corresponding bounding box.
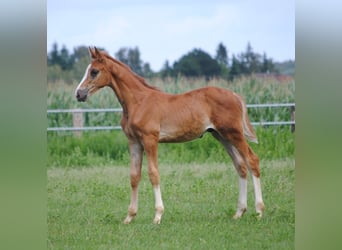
[47,76,294,129]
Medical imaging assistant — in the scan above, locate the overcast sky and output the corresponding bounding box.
[47,0,294,71]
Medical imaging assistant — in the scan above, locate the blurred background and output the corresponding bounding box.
[47,0,294,83]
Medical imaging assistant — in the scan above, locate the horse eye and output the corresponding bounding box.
[90,69,99,78]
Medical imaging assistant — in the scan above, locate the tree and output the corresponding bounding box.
[160,60,173,78]
[47,41,285,84]
[47,42,60,66]
[47,43,75,71]
[173,49,221,79]
[115,48,130,65]
[115,47,144,76]
[229,54,241,80]
[59,45,74,70]
[73,46,89,62]
[261,52,277,74]
[227,44,278,79]
[243,42,261,74]
[215,42,229,79]
[142,62,153,78]
[237,52,247,75]
[215,42,228,67]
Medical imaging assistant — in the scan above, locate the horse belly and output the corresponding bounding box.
[158,120,210,143]
[159,129,202,143]
[158,96,212,143]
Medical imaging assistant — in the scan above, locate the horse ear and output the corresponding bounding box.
[89,47,96,59]
[94,47,101,56]
[88,46,102,60]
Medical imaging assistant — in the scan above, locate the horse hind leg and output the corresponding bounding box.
[231,147,264,218]
[211,131,248,219]
[229,145,251,219]
[212,130,264,219]
[247,146,265,218]
[231,135,265,219]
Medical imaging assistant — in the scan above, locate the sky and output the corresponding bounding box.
[47,0,294,71]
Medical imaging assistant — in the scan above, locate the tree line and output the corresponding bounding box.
[47,42,279,83]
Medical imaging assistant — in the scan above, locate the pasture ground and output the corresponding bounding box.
[48,158,294,249]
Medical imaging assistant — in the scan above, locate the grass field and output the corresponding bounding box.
[48,158,294,249]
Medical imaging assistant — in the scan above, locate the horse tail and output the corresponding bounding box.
[234,93,258,144]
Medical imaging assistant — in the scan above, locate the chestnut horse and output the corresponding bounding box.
[75,47,264,224]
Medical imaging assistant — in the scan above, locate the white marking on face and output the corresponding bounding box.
[74,64,91,97]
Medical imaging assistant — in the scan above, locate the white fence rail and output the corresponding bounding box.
[47,103,295,132]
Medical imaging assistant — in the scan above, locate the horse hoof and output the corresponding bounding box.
[153,217,161,224]
[232,207,246,220]
[123,216,134,224]
[232,215,239,220]
[153,207,163,224]
[256,212,262,220]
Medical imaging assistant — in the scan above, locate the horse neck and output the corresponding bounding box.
[107,59,155,111]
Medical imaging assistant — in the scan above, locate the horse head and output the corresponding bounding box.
[75,47,113,102]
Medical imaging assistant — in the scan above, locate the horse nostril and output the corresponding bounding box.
[76,89,88,102]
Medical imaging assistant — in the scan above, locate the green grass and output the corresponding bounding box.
[47,127,294,168]
[47,158,294,249]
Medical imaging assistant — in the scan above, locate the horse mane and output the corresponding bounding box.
[101,51,160,92]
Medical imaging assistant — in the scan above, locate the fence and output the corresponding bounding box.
[47,103,295,133]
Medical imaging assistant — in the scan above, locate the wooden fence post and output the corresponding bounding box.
[73,110,83,136]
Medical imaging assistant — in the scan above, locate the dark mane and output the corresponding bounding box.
[102,51,160,92]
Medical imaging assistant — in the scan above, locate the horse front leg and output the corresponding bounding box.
[143,136,164,224]
[124,142,143,224]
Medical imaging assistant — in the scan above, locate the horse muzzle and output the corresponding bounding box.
[76,88,89,102]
